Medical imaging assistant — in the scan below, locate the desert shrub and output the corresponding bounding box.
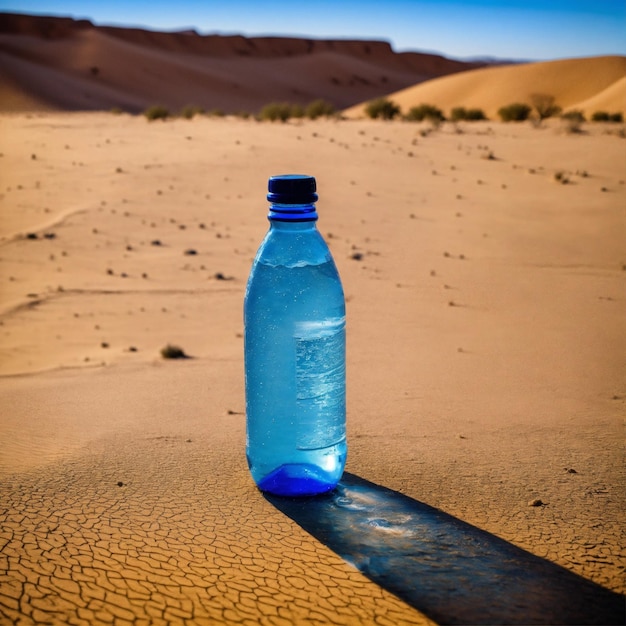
[109,106,123,115]
[160,344,188,359]
[530,93,562,120]
[405,104,445,122]
[498,103,531,122]
[365,97,400,120]
[562,110,586,123]
[593,111,624,123]
[305,99,336,119]
[591,111,610,122]
[259,102,293,122]
[450,106,487,121]
[289,104,305,119]
[143,105,170,121]
[561,110,585,133]
[206,108,225,117]
[180,105,204,119]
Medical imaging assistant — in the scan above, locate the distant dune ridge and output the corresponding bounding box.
[1,12,624,118]
[345,55,626,119]
[0,12,483,113]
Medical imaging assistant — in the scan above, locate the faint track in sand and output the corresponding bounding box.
[0,206,90,245]
[0,286,238,320]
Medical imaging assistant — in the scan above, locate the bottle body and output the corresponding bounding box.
[244,218,347,496]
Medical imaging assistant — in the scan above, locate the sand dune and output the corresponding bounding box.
[0,12,481,113]
[574,75,626,117]
[344,55,626,119]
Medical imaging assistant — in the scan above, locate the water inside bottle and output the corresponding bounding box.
[245,259,346,496]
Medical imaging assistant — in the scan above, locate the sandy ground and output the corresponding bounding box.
[0,112,624,624]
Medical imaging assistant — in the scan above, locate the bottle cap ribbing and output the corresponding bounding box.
[267,175,318,205]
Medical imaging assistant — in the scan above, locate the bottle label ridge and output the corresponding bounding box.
[294,318,346,450]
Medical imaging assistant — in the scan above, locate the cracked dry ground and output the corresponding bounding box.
[0,430,433,626]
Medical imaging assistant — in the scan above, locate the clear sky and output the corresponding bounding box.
[1,0,625,61]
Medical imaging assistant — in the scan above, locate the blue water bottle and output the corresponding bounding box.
[244,174,347,496]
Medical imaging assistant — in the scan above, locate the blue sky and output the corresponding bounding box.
[1,0,625,61]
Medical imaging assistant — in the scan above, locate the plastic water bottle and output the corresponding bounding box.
[244,174,347,496]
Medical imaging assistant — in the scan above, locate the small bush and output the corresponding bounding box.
[498,103,531,122]
[450,107,487,121]
[180,105,204,119]
[290,104,305,119]
[530,93,561,121]
[592,111,610,122]
[592,111,623,123]
[305,99,336,119]
[405,104,445,122]
[561,110,585,133]
[259,102,294,122]
[160,344,189,359]
[143,105,170,121]
[206,108,225,118]
[562,110,586,123]
[365,98,400,120]
[109,106,124,115]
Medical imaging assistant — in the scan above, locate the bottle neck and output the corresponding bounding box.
[267,202,318,223]
[268,218,317,232]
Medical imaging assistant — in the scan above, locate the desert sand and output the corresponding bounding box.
[0,109,624,624]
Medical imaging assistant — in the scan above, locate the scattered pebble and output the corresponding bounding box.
[528,498,544,507]
[160,344,188,359]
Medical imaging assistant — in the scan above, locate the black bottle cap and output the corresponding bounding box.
[267,174,318,204]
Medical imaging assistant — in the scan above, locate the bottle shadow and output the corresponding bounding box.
[264,472,624,625]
